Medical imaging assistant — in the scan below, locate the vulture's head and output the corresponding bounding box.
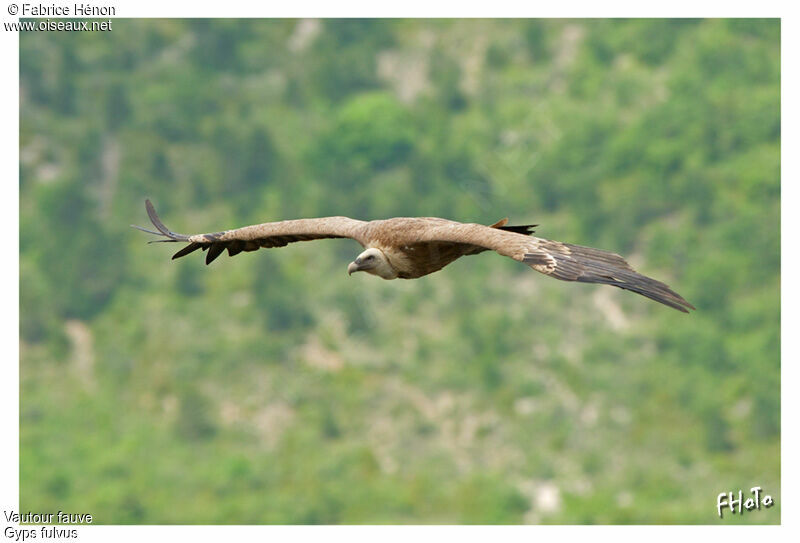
[348,248,397,279]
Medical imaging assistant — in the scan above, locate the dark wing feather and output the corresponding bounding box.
[133,199,367,265]
[171,243,202,259]
[205,243,225,265]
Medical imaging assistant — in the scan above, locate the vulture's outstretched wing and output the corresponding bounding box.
[403,223,695,313]
[132,199,368,264]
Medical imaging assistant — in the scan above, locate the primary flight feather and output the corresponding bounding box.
[133,199,694,313]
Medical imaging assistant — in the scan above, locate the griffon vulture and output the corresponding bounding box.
[133,200,694,313]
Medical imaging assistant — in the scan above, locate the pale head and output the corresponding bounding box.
[347,248,397,279]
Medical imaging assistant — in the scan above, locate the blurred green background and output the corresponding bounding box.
[19,19,780,524]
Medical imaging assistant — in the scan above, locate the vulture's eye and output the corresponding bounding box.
[366,255,374,261]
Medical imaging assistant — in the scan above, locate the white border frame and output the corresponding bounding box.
[3,2,795,541]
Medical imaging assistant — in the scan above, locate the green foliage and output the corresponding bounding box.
[21,178,127,321]
[312,92,415,180]
[308,19,397,101]
[20,19,779,524]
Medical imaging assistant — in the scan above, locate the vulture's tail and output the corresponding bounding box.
[498,224,537,235]
[489,218,537,236]
[524,241,695,313]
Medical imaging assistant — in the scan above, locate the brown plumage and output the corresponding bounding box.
[133,199,694,313]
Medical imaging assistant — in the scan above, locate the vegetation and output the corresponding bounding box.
[20,19,780,524]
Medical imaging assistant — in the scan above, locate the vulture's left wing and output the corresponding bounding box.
[407,222,695,313]
[132,199,368,264]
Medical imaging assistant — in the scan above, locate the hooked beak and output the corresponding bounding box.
[347,260,361,275]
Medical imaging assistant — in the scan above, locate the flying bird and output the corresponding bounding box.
[133,199,694,313]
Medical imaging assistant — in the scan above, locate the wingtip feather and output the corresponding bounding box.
[143,199,189,241]
[130,224,162,236]
[533,242,695,313]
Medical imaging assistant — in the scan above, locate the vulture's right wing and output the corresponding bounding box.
[132,199,368,264]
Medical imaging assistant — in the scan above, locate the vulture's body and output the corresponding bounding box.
[134,200,694,312]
